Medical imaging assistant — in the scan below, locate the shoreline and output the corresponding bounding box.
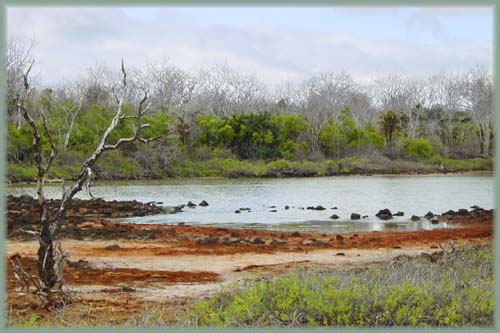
[6,196,494,326]
[5,168,494,186]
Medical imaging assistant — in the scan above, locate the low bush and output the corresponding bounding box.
[183,245,493,327]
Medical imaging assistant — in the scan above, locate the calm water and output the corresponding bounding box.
[8,174,494,233]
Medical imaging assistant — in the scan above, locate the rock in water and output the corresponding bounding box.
[350,213,361,220]
[330,214,340,220]
[376,208,393,220]
[394,211,404,216]
[411,215,420,221]
[187,201,197,208]
[199,200,209,206]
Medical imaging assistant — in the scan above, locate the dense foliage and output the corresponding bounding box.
[6,40,494,181]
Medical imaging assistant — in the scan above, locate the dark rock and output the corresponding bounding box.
[285,205,290,210]
[394,211,404,216]
[457,208,469,215]
[197,236,219,245]
[291,231,301,237]
[67,259,90,268]
[199,200,209,207]
[336,252,345,256]
[335,234,344,241]
[269,206,276,208]
[315,205,326,210]
[411,215,421,221]
[424,211,434,219]
[187,201,197,208]
[239,208,251,211]
[120,286,136,292]
[430,217,440,224]
[177,222,186,226]
[330,214,340,220]
[376,208,393,220]
[252,237,265,245]
[443,210,455,215]
[306,206,314,210]
[470,205,480,210]
[362,215,368,218]
[269,210,277,213]
[104,244,120,251]
[230,231,241,238]
[234,210,241,214]
[350,213,361,220]
[222,237,231,245]
[331,206,338,210]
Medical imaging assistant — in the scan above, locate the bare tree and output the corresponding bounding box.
[461,68,494,156]
[6,37,38,128]
[16,59,156,304]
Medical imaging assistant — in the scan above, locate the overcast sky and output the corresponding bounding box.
[7,6,493,87]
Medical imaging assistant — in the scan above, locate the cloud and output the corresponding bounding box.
[6,6,493,88]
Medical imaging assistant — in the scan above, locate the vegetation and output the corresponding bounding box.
[7,245,492,327]
[6,40,494,182]
[182,245,493,327]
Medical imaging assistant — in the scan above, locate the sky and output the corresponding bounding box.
[7,6,493,87]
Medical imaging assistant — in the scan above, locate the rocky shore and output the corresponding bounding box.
[5,195,494,326]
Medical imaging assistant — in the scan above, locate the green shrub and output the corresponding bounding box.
[404,138,437,160]
[183,245,493,327]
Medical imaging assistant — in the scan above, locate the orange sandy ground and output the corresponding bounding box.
[6,212,493,326]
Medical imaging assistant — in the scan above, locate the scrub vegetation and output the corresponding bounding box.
[6,40,494,182]
[182,245,493,327]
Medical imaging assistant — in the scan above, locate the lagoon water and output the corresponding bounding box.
[8,173,494,233]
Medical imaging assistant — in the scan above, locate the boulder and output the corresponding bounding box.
[430,217,440,224]
[234,210,241,214]
[331,206,338,210]
[393,211,404,216]
[285,205,290,210]
[350,213,361,220]
[411,215,421,221]
[187,201,197,208]
[457,208,469,215]
[335,234,344,241]
[199,200,209,207]
[376,208,393,220]
[315,205,326,210]
[424,211,434,219]
[196,236,219,245]
[252,237,265,245]
[291,231,301,237]
[330,214,340,220]
[269,209,277,213]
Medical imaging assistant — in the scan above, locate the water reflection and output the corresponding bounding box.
[7,173,492,233]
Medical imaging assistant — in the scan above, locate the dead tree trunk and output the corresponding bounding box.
[17,59,155,297]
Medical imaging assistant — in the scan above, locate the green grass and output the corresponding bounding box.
[181,245,493,327]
